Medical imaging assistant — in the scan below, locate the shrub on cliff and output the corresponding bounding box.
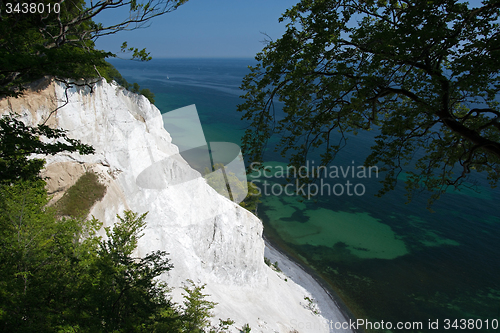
[101,63,156,103]
[53,171,106,218]
[0,180,234,332]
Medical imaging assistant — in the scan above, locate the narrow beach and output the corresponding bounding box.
[264,238,358,333]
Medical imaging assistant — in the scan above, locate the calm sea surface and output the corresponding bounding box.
[110,58,500,332]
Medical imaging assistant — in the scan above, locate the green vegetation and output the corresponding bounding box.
[53,171,106,218]
[102,63,156,103]
[264,257,281,272]
[1,0,187,184]
[204,164,247,203]
[0,0,187,98]
[273,261,281,272]
[0,115,94,184]
[239,181,261,213]
[204,164,261,213]
[264,256,272,266]
[242,323,252,332]
[0,180,234,332]
[180,280,234,333]
[0,0,242,331]
[303,296,319,315]
[238,0,500,205]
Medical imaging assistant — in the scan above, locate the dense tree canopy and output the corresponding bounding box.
[238,0,500,203]
[0,0,187,97]
[0,180,234,332]
[0,179,173,331]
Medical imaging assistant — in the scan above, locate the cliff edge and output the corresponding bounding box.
[0,78,332,333]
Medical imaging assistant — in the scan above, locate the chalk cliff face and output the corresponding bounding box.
[0,79,330,333]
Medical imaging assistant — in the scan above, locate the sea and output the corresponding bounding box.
[109,58,500,332]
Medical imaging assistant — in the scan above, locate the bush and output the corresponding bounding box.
[264,257,271,266]
[0,181,235,333]
[101,63,156,104]
[54,171,106,218]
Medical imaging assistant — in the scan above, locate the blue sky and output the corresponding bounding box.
[92,0,487,59]
[93,0,299,59]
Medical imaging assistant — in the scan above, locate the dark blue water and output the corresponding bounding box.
[109,58,500,332]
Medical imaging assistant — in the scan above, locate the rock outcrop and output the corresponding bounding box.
[0,78,331,333]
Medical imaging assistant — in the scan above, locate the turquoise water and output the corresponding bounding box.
[110,58,500,332]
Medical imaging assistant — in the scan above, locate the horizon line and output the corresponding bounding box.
[108,56,257,60]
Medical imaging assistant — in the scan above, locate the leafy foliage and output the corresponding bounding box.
[53,171,106,218]
[140,87,156,103]
[240,181,262,213]
[242,323,252,333]
[0,0,180,185]
[238,0,500,204]
[0,0,187,97]
[204,163,261,212]
[0,0,109,97]
[101,63,156,103]
[121,41,153,61]
[101,63,133,89]
[181,280,217,332]
[0,0,238,331]
[204,164,247,203]
[84,211,175,332]
[264,256,272,266]
[179,281,234,333]
[0,114,94,184]
[1,0,176,184]
[0,179,99,332]
[0,180,234,332]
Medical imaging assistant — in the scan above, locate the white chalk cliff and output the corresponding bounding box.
[0,78,333,333]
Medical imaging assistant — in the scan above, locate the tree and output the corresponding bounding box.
[102,63,133,90]
[0,0,187,97]
[0,179,234,332]
[99,64,156,102]
[0,184,177,332]
[179,280,234,333]
[132,82,141,93]
[0,179,99,332]
[238,0,500,204]
[203,163,262,211]
[0,0,182,181]
[140,87,156,103]
[239,181,261,213]
[0,1,237,330]
[81,211,175,332]
[0,115,94,184]
[181,280,216,332]
[241,323,252,333]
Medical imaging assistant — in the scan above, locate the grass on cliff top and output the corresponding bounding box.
[54,171,106,218]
